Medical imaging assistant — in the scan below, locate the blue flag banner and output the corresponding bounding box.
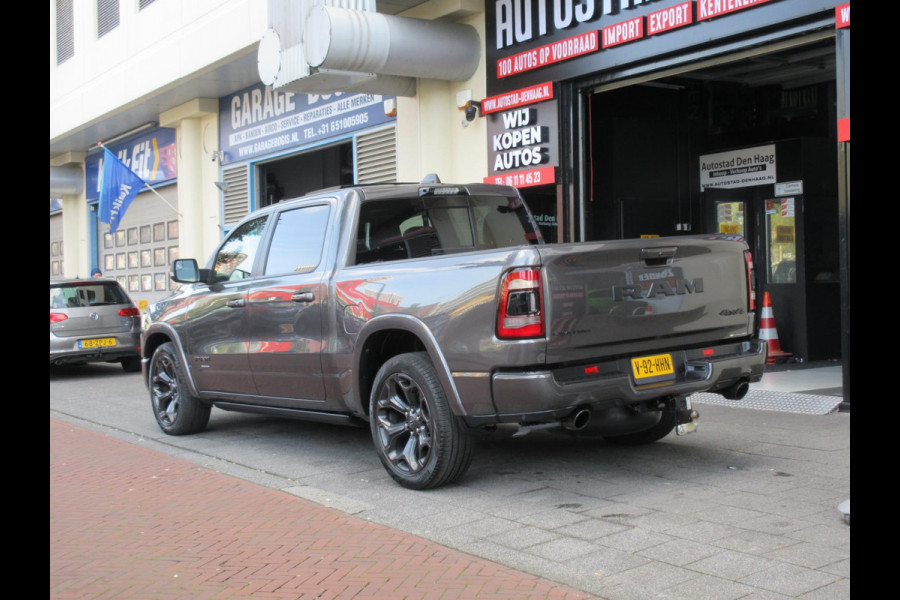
[98,146,146,235]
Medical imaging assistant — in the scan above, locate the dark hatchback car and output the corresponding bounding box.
[50,278,142,372]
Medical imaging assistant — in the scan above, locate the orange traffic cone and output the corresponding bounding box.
[759,291,792,365]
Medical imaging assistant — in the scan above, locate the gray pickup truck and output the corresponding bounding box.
[142,177,766,489]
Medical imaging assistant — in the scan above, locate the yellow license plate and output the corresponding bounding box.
[79,337,117,349]
[631,353,674,381]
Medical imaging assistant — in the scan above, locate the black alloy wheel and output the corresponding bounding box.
[370,352,474,489]
[149,342,210,435]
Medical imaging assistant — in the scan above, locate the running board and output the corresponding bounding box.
[212,401,365,427]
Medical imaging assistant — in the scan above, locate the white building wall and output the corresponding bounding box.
[50,0,267,144]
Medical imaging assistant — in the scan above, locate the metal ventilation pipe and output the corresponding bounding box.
[50,166,84,196]
[304,6,480,82]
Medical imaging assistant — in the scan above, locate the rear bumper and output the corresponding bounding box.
[50,333,141,366]
[49,347,141,365]
[476,339,765,425]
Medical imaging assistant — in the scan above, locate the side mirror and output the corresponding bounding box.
[171,259,200,283]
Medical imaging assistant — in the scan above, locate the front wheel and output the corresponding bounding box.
[603,410,676,445]
[149,342,210,435]
[370,352,475,490]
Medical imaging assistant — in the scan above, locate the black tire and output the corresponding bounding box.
[148,342,211,435]
[603,410,677,446]
[121,357,142,373]
[369,352,475,490]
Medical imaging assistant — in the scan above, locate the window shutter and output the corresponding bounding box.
[97,0,120,38]
[221,164,251,227]
[56,0,74,64]
[356,126,397,184]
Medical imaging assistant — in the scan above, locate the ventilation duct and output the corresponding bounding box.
[305,6,480,81]
[50,166,84,196]
[258,4,480,97]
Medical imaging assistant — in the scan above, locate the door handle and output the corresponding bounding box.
[292,292,315,303]
[226,298,246,308]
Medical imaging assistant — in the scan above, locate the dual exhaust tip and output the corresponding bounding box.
[556,379,749,433]
[562,408,592,431]
[720,380,750,400]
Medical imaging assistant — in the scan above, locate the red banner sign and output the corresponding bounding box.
[497,31,599,78]
[697,0,773,21]
[838,118,850,142]
[647,2,694,35]
[602,16,644,48]
[481,82,554,115]
[484,166,555,189]
[836,3,850,28]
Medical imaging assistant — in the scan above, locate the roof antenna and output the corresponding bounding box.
[420,173,441,184]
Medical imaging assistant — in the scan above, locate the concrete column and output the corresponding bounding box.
[160,99,220,262]
[51,153,89,278]
[60,194,89,278]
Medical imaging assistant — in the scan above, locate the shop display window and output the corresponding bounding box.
[766,198,797,284]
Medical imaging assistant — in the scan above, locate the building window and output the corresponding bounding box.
[56,0,74,65]
[97,0,120,39]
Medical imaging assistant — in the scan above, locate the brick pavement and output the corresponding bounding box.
[50,418,602,600]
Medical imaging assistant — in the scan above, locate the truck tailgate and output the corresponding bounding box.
[539,236,755,364]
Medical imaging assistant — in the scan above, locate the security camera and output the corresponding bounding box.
[464,103,479,122]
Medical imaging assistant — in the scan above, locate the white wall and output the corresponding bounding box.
[396,11,488,184]
[50,0,267,142]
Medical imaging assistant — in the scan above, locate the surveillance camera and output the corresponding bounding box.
[464,104,478,122]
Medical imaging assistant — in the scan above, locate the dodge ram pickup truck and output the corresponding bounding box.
[142,176,766,489]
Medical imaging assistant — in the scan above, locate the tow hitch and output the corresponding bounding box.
[674,396,700,436]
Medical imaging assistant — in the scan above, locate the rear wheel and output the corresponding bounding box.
[603,410,677,445]
[149,342,210,435]
[370,352,475,489]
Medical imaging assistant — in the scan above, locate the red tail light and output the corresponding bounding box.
[118,307,141,317]
[744,250,756,311]
[50,313,68,323]
[497,268,544,339]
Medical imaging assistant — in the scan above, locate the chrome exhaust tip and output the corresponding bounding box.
[562,408,591,431]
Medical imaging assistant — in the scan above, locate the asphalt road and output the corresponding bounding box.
[50,362,850,599]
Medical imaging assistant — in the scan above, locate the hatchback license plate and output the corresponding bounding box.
[631,353,674,381]
[79,337,117,349]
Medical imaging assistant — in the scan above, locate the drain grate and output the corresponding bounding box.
[691,390,843,415]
